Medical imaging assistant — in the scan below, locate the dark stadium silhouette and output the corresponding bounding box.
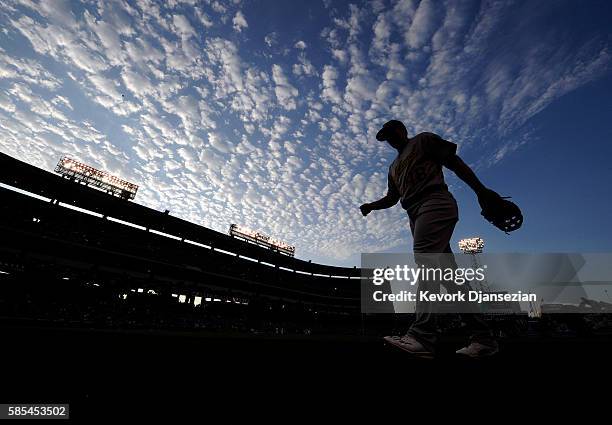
[0,152,368,337]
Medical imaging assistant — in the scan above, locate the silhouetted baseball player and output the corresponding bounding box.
[360,120,507,358]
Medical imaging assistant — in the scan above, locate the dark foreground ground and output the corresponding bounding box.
[2,324,611,420]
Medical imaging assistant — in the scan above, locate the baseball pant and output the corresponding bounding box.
[405,190,493,350]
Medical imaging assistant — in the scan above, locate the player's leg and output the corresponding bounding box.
[406,195,459,351]
[383,197,458,357]
[383,192,458,355]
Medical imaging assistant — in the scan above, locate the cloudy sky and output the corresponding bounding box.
[0,0,611,266]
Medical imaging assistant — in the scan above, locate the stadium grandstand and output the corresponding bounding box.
[0,152,383,337]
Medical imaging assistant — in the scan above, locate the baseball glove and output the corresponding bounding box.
[477,189,523,234]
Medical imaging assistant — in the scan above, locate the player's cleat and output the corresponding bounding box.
[383,335,435,359]
[455,340,499,358]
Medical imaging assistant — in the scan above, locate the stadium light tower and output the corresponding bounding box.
[55,156,139,200]
[229,224,295,257]
[458,237,489,292]
[458,237,484,254]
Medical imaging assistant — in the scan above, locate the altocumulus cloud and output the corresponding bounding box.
[0,0,610,265]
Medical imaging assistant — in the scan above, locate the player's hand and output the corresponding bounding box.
[359,203,373,216]
[477,187,503,206]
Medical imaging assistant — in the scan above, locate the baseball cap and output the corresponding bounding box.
[375,120,407,141]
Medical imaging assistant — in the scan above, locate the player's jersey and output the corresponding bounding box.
[387,132,457,210]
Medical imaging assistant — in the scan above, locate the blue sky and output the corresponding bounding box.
[0,0,610,267]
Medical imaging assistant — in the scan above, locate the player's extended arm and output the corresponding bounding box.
[359,192,399,216]
[444,154,488,196]
[445,154,523,233]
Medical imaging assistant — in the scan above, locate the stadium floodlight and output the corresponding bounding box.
[229,224,295,257]
[458,237,485,254]
[55,156,138,200]
[459,237,489,292]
